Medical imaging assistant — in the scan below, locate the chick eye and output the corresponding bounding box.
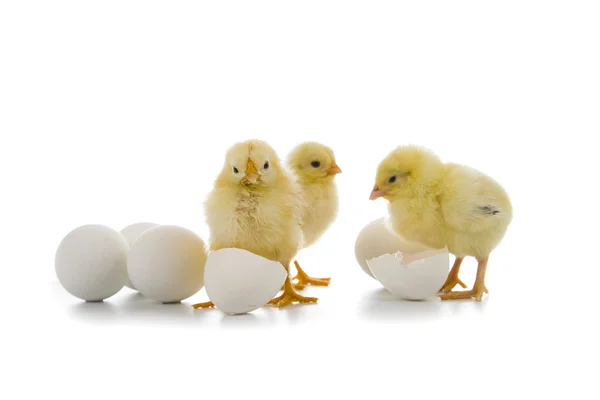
[233,167,239,174]
[388,175,397,183]
[311,161,321,168]
[263,161,269,170]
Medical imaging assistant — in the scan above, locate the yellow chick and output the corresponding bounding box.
[370,145,513,301]
[192,139,317,309]
[286,142,342,289]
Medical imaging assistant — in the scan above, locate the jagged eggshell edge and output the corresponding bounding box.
[204,248,287,315]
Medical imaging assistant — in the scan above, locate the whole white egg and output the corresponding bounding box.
[367,248,449,300]
[119,222,159,290]
[204,248,287,315]
[355,217,431,278]
[55,224,129,302]
[127,225,207,303]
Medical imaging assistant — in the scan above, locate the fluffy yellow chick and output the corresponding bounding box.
[287,142,342,289]
[370,145,513,301]
[192,139,317,309]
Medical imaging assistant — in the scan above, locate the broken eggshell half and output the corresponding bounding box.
[355,217,431,279]
[204,248,287,315]
[367,247,449,300]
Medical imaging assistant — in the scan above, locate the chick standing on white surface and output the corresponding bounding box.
[287,142,342,289]
[370,145,513,301]
[193,139,318,309]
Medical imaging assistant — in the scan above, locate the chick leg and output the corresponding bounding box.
[439,257,467,293]
[192,301,215,309]
[292,260,331,290]
[268,272,318,309]
[440,257,489,302]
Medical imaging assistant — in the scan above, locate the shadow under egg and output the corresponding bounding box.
[118,294,198,323]
[218,312,262,327]
[357,288,444,322]
[68,300,118,322]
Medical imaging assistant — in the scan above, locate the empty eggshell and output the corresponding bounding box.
[55,224,129,302]
[367,247,449,300]
[355,217,431,278]
[119,222,159,290]
[204,248,287,315]
[127,225,207,303]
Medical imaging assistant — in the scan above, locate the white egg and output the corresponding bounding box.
[55,224,128,302]
[127,225,207,303]
[367,248,449,300]
[355,217,431,278]
[119,222,159,290]
[204,248,287,315]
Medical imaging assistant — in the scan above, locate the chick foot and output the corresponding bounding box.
[440,286,488,302]
[439,275,489,295]
[292,261,331,290]
[268,278,318,308]
[439,257,467,293]
[192,301,215,309]
[441,257,490,302]
[439,276,467,294]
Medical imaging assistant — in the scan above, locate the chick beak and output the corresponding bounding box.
[370,184,386,200]
[243,159,261,184]
[327,164,342,175]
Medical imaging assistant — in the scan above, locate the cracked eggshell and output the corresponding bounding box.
[127,225,207,303]
[204,248,287,315]
[355,217,431,279]
[367,247,449,300]
[120,222,159,290]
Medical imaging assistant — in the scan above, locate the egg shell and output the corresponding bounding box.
[204,248,287,315]
[355,217,431,278]
[127,225,207,303]
[119,222,159,290]
[55,224,128,302]
[367,247,449,300]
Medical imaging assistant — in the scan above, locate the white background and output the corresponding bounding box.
[1,1,599,399]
